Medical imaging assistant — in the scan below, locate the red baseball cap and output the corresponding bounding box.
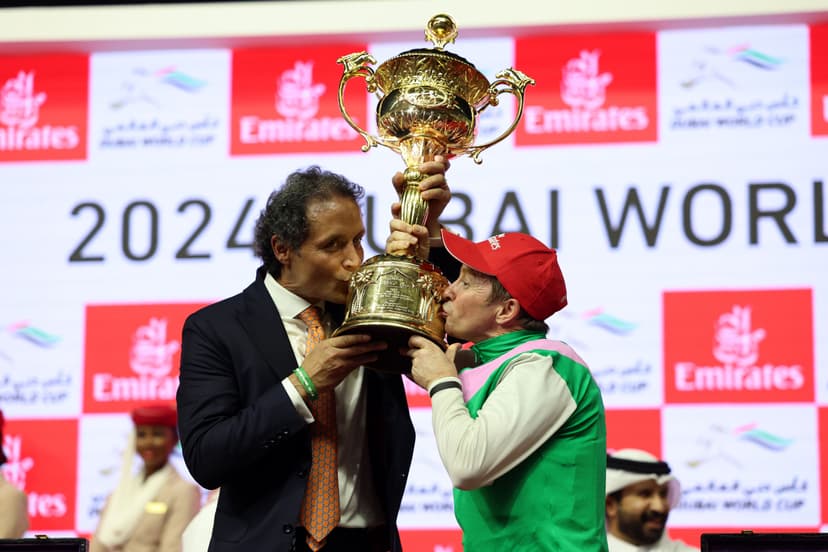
[441,229,568,320]
[131,404,177,428]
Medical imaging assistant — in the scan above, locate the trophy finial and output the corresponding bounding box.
[425,14,457,50]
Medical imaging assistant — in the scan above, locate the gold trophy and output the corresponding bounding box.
[334,13,534,372]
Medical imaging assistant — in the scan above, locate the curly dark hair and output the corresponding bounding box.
[254,166,365,278]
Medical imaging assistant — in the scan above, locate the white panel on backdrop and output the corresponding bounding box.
[88,50,230,165]
[0,306,82,418]
[551,306,663,408]
[398,408,460,530]
[663,404,819,527]
[658,25,811,148]
[817,282,828,405]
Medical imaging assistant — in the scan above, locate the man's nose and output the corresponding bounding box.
[650,494,669,513]
[342,243,362,269]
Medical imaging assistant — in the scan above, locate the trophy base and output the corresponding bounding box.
[334,320,447,374]
[333,253,449,374]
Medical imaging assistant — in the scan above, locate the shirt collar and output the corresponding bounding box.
[263,271,322,319]
[471,329,547,363]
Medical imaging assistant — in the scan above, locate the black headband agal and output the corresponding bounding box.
[606,454,671,475]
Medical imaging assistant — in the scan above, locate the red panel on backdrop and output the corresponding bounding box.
[400,529,463,552]
[0,54,88,162]
[810,24,828,136]
[404,373,430,409]
[663,289,814,403]
[0,418,78,531]
[605,408,662,455]
[230,45,368,156]
[514,32,657,146]
[83,303,206,413]
[820,406,828,526]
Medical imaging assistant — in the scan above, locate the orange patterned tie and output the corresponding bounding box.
[297,306,340,550]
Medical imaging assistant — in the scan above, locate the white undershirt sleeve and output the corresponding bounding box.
[430,352,577,490]
[282,378,314,423]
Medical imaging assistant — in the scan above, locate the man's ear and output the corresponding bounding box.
[495,297,522,325]
[272,236,291,265]
[605,495,618,521]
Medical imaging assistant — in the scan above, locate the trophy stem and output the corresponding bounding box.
[400,168,429,227]
[387,169,429,257]
[397,134,448,229]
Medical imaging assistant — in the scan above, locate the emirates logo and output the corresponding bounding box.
[0,71,46,129]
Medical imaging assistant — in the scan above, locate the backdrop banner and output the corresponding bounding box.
[1,22,826,550]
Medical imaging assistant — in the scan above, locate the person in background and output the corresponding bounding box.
[0,408,29,538]
[397,228,608,551]
[176,159,450,552]
[91,404,200,552]
[605,448,698,552]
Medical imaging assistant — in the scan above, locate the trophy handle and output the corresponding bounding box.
[466,68,535,164]
[337,51,381,152]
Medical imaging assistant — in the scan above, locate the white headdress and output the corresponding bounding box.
[606,448,680,508]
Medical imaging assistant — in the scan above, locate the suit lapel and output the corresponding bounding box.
[237,269,297,379]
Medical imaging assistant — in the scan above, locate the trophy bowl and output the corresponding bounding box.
[334,13,534,373]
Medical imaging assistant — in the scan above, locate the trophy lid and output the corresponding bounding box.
[372,15,491,106]
[393,47,478,68]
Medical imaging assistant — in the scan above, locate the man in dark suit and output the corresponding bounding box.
[176,159,450,552]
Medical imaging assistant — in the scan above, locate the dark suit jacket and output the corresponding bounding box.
[176,267,415,552]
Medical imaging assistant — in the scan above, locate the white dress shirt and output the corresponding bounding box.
[266,273,383,528]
